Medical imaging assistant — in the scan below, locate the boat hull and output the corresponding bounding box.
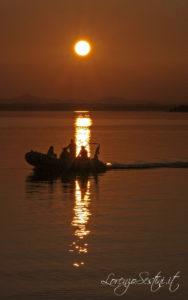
[25,151,106,173]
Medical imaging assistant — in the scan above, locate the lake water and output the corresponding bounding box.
[0,111,188,299]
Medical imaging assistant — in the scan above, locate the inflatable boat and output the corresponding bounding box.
[25,151,106,173]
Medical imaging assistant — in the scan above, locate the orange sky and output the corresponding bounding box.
[0,0,187,103]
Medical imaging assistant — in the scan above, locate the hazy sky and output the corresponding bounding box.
[0,0,187,103]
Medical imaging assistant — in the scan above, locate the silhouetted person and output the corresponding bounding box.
[47,146,56,158]
[78,146,88,160]
[67,139,76,160]
[60,147,70,160]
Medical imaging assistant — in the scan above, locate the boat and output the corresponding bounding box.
[25,150,106,173]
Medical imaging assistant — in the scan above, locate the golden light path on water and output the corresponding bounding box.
[69,112,92,267]
[73,180,91,239]
[75,112,92,156]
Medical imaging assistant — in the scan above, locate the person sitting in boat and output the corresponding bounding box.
[47,146,57,159]
[93,144,100,161]
[67,138,76,159]
[60,147,70,161]
[77,146,89,160]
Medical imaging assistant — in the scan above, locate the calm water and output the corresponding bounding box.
[0,111,188,300]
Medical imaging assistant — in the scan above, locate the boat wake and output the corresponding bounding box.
[106,159,188,170]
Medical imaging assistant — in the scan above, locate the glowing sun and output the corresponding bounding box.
[74,40,91,56]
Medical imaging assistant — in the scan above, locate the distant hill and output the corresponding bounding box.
[170,105,188,112]
[0,95,170,111]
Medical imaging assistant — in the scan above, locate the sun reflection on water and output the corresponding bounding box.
[69,112,92,267]
[69,178,91,267]
[72,180,91,240]
[74,112,92,157]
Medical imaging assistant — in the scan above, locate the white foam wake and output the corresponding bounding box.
[106,159,188,170]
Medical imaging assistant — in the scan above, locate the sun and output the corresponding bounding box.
[74,40,91,56]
